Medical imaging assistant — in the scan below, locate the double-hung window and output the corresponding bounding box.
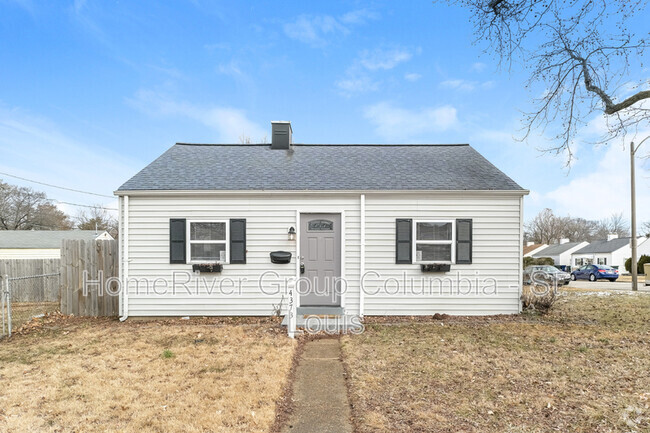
[187,221,229,263]
[414,220,455,263]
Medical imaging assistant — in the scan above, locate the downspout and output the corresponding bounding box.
[119,195,129,321]
[359,194,365,317]
[518,195,524,313]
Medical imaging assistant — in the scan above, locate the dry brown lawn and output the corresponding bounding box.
[342,291,650,432]
[0,318,295,433]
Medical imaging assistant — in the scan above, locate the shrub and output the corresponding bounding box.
[162,349,174,359]
[521,284,557,313]
[523,256,555,268]
[624,254,650,274]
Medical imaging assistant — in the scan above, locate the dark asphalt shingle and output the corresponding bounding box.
[533,242,584,256]
[574,237,633,254]
[117,143,524,192]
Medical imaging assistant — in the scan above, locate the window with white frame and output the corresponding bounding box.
[597,257,607,265]
[575,258,583,266]
[188,221,228,262]
[414,221,454,263]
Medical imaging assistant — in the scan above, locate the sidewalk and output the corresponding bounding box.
[282,338,353,433]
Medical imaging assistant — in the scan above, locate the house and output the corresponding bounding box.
[531,239,588,268]
[524,242,548,257]
[571,234,650,271]
[115,121,527,324]
[0,230,114,259]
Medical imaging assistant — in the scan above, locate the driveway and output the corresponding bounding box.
[567,279,649,291]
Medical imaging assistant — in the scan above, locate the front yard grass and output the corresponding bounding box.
[0,318,295,433]
[342,291,650,432]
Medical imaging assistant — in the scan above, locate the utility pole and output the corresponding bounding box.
[630,136,648,292]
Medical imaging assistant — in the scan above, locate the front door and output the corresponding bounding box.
[299,213,341,306]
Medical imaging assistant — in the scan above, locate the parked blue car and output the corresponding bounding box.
[570,264,619,282]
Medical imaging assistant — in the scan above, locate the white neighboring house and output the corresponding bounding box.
[532,239,589,268]
[523,242,548,257]
[571,234,650,272]
[115,121,528,320]
[0,230,114,259]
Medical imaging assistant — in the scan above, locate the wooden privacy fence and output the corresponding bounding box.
[60,239,119,317]
[0,259,61,302]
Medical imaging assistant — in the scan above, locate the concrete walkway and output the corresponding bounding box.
[282,339,353,433]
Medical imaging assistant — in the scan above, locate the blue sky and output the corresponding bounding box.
[0,0,648,223]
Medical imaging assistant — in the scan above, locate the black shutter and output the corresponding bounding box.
[395,219,412,264]
[456,219,473,264]
[170,219,186,264]
[230,219,246,264]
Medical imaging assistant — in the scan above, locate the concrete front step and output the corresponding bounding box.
[281,313,362,333]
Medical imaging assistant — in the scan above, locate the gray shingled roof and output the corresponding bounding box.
[117,144,524,192]
[0,230,102,249]
[574,237,632,254]
[533,242,584,257]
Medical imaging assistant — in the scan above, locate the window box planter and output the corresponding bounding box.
[420,263,451,273]
[192,263,223,273]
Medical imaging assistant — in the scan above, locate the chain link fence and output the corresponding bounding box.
[1,273,60,337]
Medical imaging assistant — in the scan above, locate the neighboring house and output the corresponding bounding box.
[524,242,548,257]
[532,239,589,267]
[0,230,114,259]
[571,235,650,271]
[115,121,528,320]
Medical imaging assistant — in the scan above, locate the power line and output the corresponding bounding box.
[0,170,114,198]
[51,200,118,211]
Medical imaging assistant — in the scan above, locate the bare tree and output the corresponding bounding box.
[592,212,630,239]
[525,208,566,243]
[76,205,118,236]
[641,220,650,237]
[0,180,73,230]
[444,0,650,161]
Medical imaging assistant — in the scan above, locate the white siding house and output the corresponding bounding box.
[115,122,527,324]
[0,230,113,259]
[532,240,588,268]
[572,236,650,271]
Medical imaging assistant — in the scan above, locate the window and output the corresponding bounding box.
[414,221,454,263]
[597,257,607,265]
[188,221,228,262]
[575,258,583,266]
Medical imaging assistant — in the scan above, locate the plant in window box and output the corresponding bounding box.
[420,263,451,272]
[192,263,223,273]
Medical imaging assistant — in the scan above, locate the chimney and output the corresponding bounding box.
[607,233,618,241]
[271,121,292,149]
[526,241,535,247]
[559,238,570,244]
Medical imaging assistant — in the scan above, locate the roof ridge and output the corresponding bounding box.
[174,143,470,147]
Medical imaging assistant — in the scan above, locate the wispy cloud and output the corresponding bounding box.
[127,90,266,142]
[0,104,136,214]
[283,9,379,47]
[358,47,413,71]
[363,102,459,140]
[335,76,379,94]
[471,62,486,72]
[440,79,494,92]
[404,72,422,82]
[336,46,416,96]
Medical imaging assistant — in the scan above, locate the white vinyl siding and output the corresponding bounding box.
[120,192,523,317]
[363,194,522,316]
